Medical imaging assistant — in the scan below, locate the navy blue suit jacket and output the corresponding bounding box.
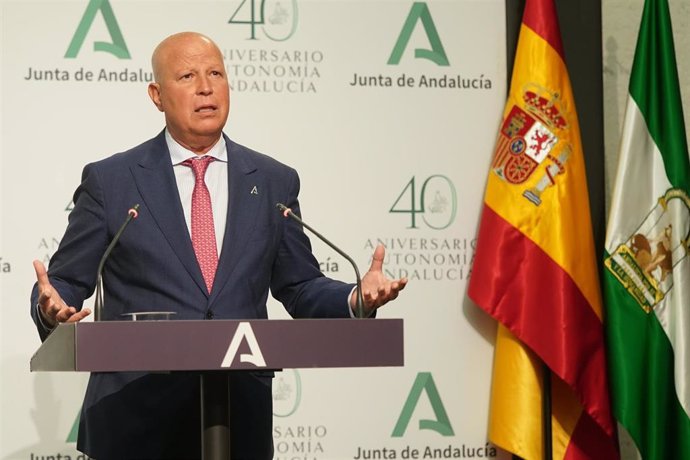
[31,131,353,459]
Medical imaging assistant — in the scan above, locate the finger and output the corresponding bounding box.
[378,284,390,299]
[33,260,50,288]
[33,260,60,314]
[55,306,77,323]
[364,290,378,307]
[66,308,91,323]
[37,291,61,323]
[37,288,53,306]
[384,287,400,304]
[367,244,386,273]
[391,278,407,292]
[379,293,398,307]
[38,287,67,317]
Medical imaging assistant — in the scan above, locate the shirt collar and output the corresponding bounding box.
[165,129,228,165]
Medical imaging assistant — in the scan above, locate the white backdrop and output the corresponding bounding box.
[0,0,507,458]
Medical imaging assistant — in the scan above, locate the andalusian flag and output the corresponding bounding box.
[603,0,690,458]
[468,0,618,458]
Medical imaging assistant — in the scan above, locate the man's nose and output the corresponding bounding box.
[197,75,213,95]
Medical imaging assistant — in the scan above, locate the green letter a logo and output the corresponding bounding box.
[66,410,80,442]
[65,0,130,59]
[392,372,454,437]
[388,2,449,66]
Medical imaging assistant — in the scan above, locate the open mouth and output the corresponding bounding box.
[195,105,217,113]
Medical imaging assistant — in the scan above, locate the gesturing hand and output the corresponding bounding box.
[350,244,407,315]
[33,260,91,327]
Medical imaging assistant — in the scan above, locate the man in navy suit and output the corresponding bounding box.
[31,32,406,459]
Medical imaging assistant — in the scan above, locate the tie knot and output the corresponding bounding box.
[182,156,215,181]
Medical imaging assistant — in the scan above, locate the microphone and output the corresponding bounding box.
[94,204,140,321]
[276,203,367,319]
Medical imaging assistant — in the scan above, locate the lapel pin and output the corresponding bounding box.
[250,186,259,195]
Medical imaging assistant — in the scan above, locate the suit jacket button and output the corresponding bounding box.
[205,310,214,319]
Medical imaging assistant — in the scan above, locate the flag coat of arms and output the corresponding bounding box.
[603,0,690,458]
[468,0,618,458]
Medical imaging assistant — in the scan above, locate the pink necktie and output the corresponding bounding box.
[183,156,218,294]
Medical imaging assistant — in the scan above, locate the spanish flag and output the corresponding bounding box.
[468,1,618,458]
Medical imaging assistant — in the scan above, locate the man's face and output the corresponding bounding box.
[149,36,230,150]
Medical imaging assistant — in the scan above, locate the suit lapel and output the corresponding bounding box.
[210,137,263,304]
[130,131,207,295]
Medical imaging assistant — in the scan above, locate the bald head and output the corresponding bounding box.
[147,31,230,153]
[151,32,222,83]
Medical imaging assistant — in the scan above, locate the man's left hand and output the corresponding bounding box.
[350,244,407,316]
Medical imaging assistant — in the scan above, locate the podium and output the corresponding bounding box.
[31,318,404,459]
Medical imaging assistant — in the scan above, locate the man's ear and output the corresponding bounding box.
[148,83,164,112]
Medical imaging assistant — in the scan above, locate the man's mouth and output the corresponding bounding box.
[195,105,217,113]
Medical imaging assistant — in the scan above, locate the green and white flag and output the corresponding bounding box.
[603,0,690,458]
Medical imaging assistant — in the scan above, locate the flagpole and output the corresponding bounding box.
[542,364,553,460]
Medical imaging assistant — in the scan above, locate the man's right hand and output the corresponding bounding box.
[33,260,91,327]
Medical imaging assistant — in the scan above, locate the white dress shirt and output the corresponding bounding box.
[166,130,228,255]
